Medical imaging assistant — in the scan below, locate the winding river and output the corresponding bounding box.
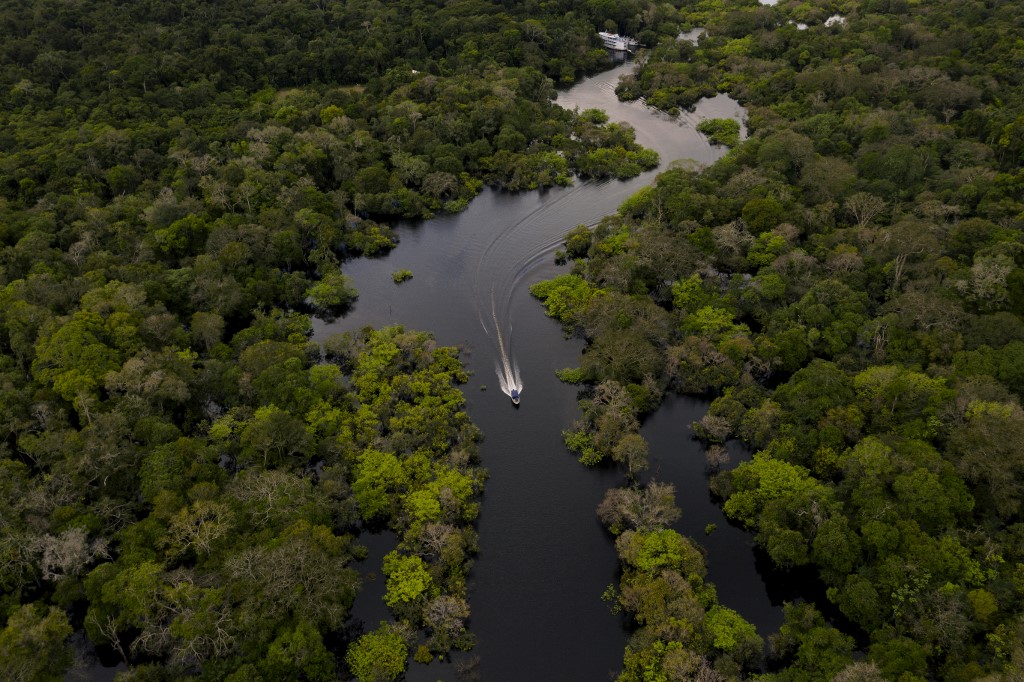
[316,62,779,681]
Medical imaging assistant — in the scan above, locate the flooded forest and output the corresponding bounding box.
[1,0,1024,681]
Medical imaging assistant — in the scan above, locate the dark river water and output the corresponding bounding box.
[311,63,774,682]
[77,64,776,682]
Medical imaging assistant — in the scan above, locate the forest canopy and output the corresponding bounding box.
[4,0,1024,679]
[0,0,690,678]
[537,0,1024,678]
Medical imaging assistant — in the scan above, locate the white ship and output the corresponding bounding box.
[598,31,638,52]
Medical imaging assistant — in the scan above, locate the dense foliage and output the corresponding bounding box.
[2,316,484,679]
[6,0,1023,677]
[0,0,705,678]
[0,0,671,237]
[599,482,763,680]
[537,0,1024,678]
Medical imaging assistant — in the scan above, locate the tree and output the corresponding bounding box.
[305,271,358,317]
[612,432,650,478]
[345,623,409,682]
[870,218,941,294]
[853,365,949,435]
[705,605,762,667]
[190,311,225,351]
[615,528,705,579]
[742,197,785,232]
[83,561,235,666]
[423,595,471,651]
[955,254,1015,310]
[597,483,681,535]
[949,400,1024,518]
[867,637,929,680]
[33,527,109,582]
[31,311,123,421]
[224,521,359,636]
[351,449,409,522]
[238,405,311,468]
[844,192,886,229]
[755,130,814,181]
[771,360,855,427]
[382,551,434,608]
[767,603,854,681]
[724,454,825,528]
[563,224,593,260]
[260,621,336,681]
[697,118,741,147]
[530,274,602,327]
[0,604,73,682]
[832,662,886,682]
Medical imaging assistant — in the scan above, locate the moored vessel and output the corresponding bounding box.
[598,31,638,52]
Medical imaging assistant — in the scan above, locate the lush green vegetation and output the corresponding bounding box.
[1,317,483,680]
[538,0,1024,678]
[0,0,702,678]
[0,0,673,235]
[697,119,742,148]
[599,482,763,679]
[5,0,1024,677]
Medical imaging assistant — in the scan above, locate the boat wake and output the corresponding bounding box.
[495,354,523,402]
[473,189,589,405]
[484,291,523,402]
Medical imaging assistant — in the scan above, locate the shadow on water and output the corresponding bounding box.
[314,62,767,681]
[641,395,865,655]
[639,395,785,635]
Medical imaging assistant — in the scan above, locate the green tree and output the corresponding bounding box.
[767,603,855,681]
[706,605,762,664]
[0,604,73,682]
[305,272,358,315]
[352,449,409,521]
[31,311,123,420]
[261,621,336,681]
[530,274,602,327]
[696,118,741,147]
[382,551,434,607]
[345,623,409,682]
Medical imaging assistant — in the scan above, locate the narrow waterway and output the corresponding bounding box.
[640,396,785,633]
[316,62,776,681]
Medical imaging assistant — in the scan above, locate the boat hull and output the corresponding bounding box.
[598,31,638,51]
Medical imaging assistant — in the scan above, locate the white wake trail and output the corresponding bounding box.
[487,291,522,399]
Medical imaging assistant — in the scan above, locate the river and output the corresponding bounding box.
[315,62,778,681]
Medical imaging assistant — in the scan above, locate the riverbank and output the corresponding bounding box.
[318,61,775,680]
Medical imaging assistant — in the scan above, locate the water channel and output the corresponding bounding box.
[315,62,780,681]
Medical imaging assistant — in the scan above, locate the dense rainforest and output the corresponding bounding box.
[0,0,687,679]
[3,0,1024,679]
[533,0,1024,679]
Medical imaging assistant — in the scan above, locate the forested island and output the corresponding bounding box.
[1,0,1023,680]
